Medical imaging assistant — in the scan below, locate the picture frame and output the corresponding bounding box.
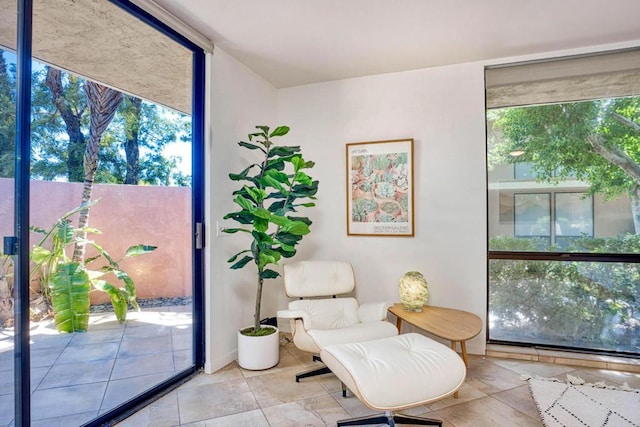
[346,138,414,236]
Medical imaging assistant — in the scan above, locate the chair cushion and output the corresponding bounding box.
[288,298,360,330]
[309,320,398,349]
[320,333,466,411]
[284,261,355,297]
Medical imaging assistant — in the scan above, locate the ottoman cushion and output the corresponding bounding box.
[320,333,466,411]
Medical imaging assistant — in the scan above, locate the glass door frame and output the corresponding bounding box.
[12,1,206,425]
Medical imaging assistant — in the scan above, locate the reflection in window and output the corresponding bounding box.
[514,162,536,180]
[514,193,550,239]
[555,193,593,248]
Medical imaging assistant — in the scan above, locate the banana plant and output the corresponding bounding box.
[30,202,157,332]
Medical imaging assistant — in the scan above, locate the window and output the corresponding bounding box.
[486,48,640,356]
[555,192,593,248]
[514,193,551,240]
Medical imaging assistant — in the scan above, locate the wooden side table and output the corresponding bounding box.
[388,303,482,367]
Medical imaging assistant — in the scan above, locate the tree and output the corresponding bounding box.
[489,97,640,233]
[123,95,142,184]
[44,67,87,182]
[36,66,190,186]
[0,50,15,177]
[71,81,122,263]
[101,94,191,186]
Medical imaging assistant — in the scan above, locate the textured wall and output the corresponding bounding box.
[0,0,192,114]
[0,178,192,303]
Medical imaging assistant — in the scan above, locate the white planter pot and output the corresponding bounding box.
[237,325,280,370]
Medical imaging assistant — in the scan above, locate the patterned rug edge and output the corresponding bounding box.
[524,374,640,427]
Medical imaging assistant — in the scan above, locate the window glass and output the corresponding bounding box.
[487,49,640,356]
[489,259,639,355]
[514,193,550,238]
[514,162,536,180]
[488,96,639,254]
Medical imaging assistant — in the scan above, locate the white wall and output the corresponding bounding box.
[206,48,278,373]
[207,41,640,369]
[276,64,488,354]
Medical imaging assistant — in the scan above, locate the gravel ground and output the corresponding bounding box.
[89,296,193,313]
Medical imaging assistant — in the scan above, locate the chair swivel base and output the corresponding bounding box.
[295,365,332,382]
[337,410,442,426]
[295,355,332,382]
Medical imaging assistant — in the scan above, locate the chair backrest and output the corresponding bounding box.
[283,261,355,298]
[289,298,360,330]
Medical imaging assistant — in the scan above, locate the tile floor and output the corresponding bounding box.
[117,335,640,427]
[0,305,192,427]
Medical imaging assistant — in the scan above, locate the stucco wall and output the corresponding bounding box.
[0,178,191,304]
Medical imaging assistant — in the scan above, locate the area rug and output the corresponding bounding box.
[526,374,640,427]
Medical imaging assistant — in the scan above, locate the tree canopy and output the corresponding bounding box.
[489,96,640,232]
[0,51,191,186]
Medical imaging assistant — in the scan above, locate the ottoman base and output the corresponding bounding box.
[338,410,441,426]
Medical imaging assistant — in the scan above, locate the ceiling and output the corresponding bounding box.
[0,0,193,113]
[152,0,640,88]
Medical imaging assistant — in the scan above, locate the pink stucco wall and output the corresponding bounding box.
[0,178,192,304]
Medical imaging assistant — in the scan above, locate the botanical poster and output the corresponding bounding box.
[346,139,414,236]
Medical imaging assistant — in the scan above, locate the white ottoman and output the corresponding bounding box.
[320,333,466,426]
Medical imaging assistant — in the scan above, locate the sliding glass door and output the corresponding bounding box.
[3,1,205,425]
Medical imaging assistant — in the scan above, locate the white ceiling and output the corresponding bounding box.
[152,0,640,88]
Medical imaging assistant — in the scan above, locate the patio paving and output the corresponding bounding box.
[0,305,192,426]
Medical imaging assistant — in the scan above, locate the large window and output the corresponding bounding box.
[486,48,640,356]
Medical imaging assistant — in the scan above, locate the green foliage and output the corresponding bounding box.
[224,125,318,334]
[489,235,640,352]
[0,50,15,178]
[0,252,14,327]
[30,201,157,332]
[490,97,640,202]
[2,58,191,186]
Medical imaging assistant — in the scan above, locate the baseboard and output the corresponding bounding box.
[486,344,640,374]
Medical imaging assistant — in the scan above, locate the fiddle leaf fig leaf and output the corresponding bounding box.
[294,171,313,185]
[269,126,290,137]
[230,255,253,269]
[253,208,271,220]
[238,141,266,153]
[253,216,269,232]
[286,221,310,236]
[260,269,280,279]
[269,146,299,158]
[234,195,254,211]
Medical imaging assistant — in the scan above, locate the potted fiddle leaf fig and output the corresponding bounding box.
[224,125,318,369]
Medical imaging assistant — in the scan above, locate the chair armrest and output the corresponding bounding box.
[358,301,393,322]
[277,309,311,327]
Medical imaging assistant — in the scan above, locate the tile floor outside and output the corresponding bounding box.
[118,335,640,427]
[0,305,192,427]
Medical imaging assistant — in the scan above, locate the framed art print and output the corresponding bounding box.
[346,138,414,236]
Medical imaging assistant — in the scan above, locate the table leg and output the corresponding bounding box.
[451,341,464,399]
[460,341,469,367]
[395,317,402,332]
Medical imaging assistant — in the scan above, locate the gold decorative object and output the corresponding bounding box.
[398,271,428,312]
